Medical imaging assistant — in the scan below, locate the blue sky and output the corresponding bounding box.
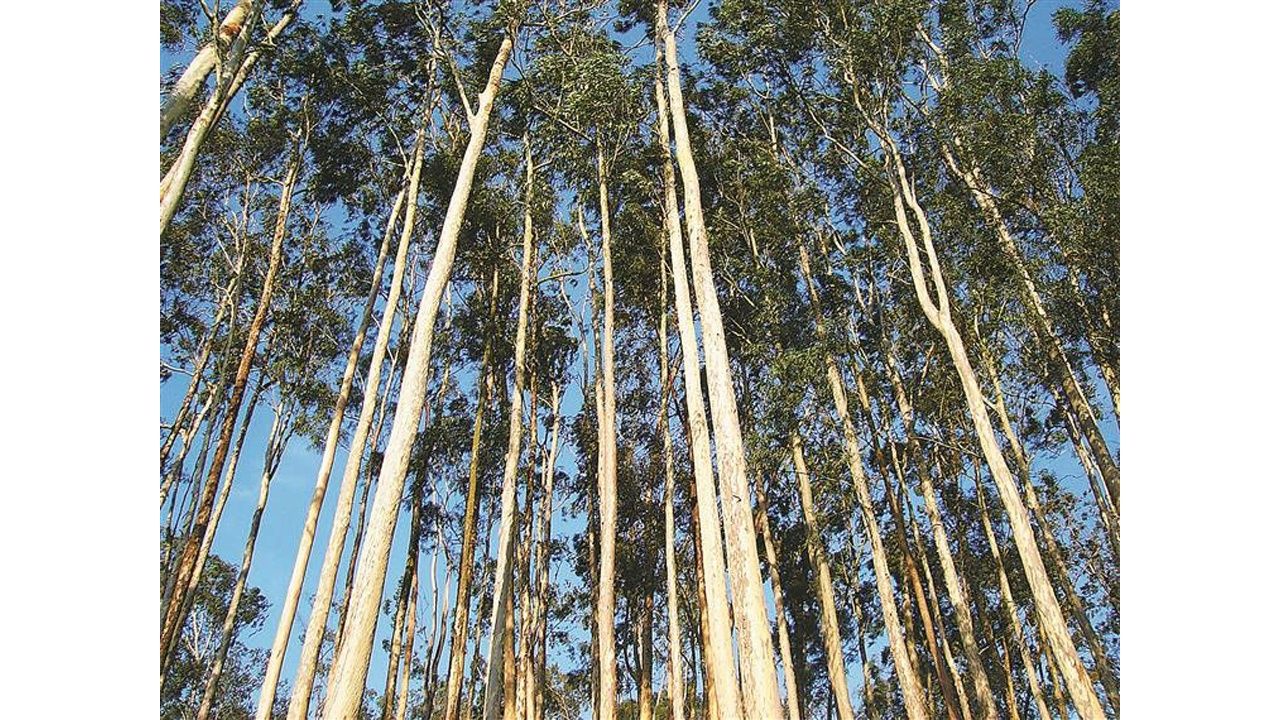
[162,0,1113,714]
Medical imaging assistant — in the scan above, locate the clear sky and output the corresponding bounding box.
[161,0,1113,715]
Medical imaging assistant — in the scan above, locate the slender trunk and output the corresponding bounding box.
[194,401,293,720]
[652,39,742,720]
[752,477,802,720]
[381,581,410,720]
[159,0,266,235]
[879,348,997,720]
[274,125,429,720]
[395,556,421,720]
[160,151,297,666]
[657,277,687,720]
[478,116,536,720]
[503,582,518,720]
[168,368,268,650]
[974,473,1053,720]
[531,384,560,720]
[792,243,929,719]
[655,16,747,717]
[443,267,499,720]
[786,434,858,720]
[638,594,655,720]
[256,185,405,715]
[980,352,1119,711]
[592,142,621,720]
[160,0,253,140]
[907,503,973,720]
[159,5,298,203]
[659,6,782,716]
[382,489,422,720]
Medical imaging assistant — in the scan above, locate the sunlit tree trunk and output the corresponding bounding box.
[659,6,782,716]
[657,280,686,720]
[785,433,859,720]
[978,348,1119,712]
[592,141,621,720]
[879,347,997,720]
[253,184,405,716]
[790,244,929,720]
[272,124,429,720]
[652,36,741,720]
[160,0,254,140]
[941,145,1118,511]
[752,475,802,720]
[478,114,536,720]
[159,4,297,203]
[531,384,560,720]
[317,31,517,707]
[160,150,298,668]
[973,472,1053,720]
[875,124,1106,719]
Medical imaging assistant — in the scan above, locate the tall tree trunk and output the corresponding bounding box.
[658,5,782,716]
[592,142,621,720]
[158,3,298,204]
[652,39,742,720]
[160,150,297,666]
[876,127,1106,720]
[383,490,422,720]
[752,476,802,720]
[638,594,655,720]
[317,31,516,709]
[194,400,293,720]
[159,0,267,235]
[272,125,428,720]
[790,244,929,719]
[164,368,268,666]
[477,115,536,720]
[656,270,687,720]
[973,471,1053,720]
[531,384,560,720]
[381,578,410,720]
[255,184,405,715]
[979,349,1119,712]
[785,434,859,720]
[880,347,997,720]
[443,267,500,720]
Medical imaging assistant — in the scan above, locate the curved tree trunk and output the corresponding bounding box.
[941,145,1118,512]
[878,128,1106,719]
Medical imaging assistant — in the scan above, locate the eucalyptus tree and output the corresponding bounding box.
[321,4,523,716]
